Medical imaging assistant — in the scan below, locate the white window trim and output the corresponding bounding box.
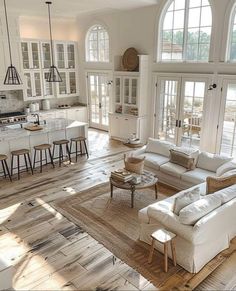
[157,0,213,63]
[226,2,236,62]
[85,24,110,63]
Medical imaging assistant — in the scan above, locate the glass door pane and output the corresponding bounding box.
[180,81,206,148]
[56,44,65,69]
[124,78,130,104]
[21,42,30,69]
[42,42,51,69]
[58,72,67,95]
[114,77,122,114]
[31,42,40,69]
[25,73,32,97]
[89,74,100,125]
[131,78,138,105]
[34,73,42,97]
[43,72,53,96]
[156,79,179,143]
[100,75,109,126]
[67,44,75,69]
[69,72,77,94]
[220,83,236,156]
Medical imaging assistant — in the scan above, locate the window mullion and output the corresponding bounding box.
[183,0,190,61]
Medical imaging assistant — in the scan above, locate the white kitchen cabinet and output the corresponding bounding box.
[54,41,76,69]
[109,113,147,143]
[21,40,41,70]
[56,70,78,98]
[67,107,88,122]
[55,110,67,119]
[23,71,43,100]
[39,111,56,122]
[40,41,51,69]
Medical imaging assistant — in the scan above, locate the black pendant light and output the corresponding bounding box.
[46,1,62,82]
[3,0,22,85]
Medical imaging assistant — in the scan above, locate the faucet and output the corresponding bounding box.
[31,113,40,125]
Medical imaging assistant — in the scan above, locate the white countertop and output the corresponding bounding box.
[33,105,87,114]
[0,119,88,142]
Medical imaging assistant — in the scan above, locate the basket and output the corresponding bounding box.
[124,154,145,174]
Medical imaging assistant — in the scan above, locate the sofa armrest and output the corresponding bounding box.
[130,145,147,157]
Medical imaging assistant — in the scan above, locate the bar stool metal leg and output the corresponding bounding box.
[40,150,43,173]
[83,140,89,158]
[3,160,12,182]
[75,141,78,162]
[24,154,29,172]
[27,153,34,175]
[11,155,14,177]
[33,149,37,169]
[17,155,20,180]
[1,160,6,178]
[48,148,54,168]
[66,144,71,162]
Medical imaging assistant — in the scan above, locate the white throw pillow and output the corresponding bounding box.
[173,187,200,215]
[197,152,232,172]
[216,161,236,177]
[146,138,173,157]
[172,146,200,166]
[179,195,221,225]
[213,184,236,204]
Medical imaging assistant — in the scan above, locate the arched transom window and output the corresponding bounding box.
[228,5,236,61]
[86,25,109,62]
[160,0,212,62]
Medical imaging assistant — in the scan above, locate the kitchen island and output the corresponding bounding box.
[0,118,88,170]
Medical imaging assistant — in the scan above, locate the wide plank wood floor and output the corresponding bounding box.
[0,128,235,290]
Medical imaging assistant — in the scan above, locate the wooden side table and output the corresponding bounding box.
[148,228,177,272]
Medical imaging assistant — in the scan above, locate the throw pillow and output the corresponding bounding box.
[197,152,232,172]
[145,138,173,157]
[206,174,236,194]
[179,195,221,225]
[173,187,200,215]
[172,146,199,166]
[216,161,236,177]
[170,149,195,170]
[213,184,236,204]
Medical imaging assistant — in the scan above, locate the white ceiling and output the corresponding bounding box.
[6,0,158,18]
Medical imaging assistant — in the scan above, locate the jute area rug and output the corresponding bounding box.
[54,182,236,289]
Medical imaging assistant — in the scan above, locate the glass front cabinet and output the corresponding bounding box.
[21,39,78,100]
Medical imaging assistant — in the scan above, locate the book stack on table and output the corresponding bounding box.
[111,169,133,182]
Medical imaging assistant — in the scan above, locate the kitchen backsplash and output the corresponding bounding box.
[0,90,82,113]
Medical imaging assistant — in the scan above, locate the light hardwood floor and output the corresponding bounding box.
[0,129,235,290]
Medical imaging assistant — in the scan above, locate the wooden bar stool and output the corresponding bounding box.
[10,149,33,180]
[148,228,176,272]
[52,139,71,167]
[33,144,54,173]
[70,137,89,162]
[0,155,12,182]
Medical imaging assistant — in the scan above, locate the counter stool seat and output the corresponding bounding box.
[53,140,69,146]
[11,149,30,156]
[33,144,54,173]
[52,139,71,167]
[11,149,33,180]
[70,136,89,162]
[0,154,12,182]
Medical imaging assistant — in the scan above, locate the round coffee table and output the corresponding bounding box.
[110,170,158,208]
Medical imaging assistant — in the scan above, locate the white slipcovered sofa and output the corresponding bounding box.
[132,138,234,190]
[131,138,236,273]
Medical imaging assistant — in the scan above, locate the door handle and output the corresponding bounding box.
[176,120,178,127]
[99,103,102,109]
[179,120,182,128]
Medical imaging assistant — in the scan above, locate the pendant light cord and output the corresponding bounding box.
[47,2,55,66]
[3,0,13,65]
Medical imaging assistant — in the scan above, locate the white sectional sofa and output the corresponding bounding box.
[131,138,236,273]
[132,138,233,190]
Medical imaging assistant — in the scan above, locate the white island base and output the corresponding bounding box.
[0,119,88,173]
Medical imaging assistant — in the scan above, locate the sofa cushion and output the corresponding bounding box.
[146,138,173,157]
[216,161,236,177]
[172,146,200,166]
[197,152,232,172]
[173,187,200,215]
[181,168,216,184]
[179,196,221,225]
[170,149,195,170]
[213,184,236,204]
[144,153,169,170]
[160,162,188,178]
[206,174,236,194]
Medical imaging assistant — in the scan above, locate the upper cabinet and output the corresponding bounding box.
[20,39,79,101]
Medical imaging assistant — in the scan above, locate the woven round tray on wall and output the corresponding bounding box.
[122,48,139,71]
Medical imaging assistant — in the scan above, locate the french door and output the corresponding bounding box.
[217,78,236,156]
[154,74,211,149]
[87,72,112,131]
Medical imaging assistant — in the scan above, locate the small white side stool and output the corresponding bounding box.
[148,228,177,272]
[0,257,14,290]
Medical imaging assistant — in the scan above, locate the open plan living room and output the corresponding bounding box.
[1,0,236,290]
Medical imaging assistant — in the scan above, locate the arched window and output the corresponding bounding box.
[86,25,109,62]
[228,5,236,61]
[159,0,212,62]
